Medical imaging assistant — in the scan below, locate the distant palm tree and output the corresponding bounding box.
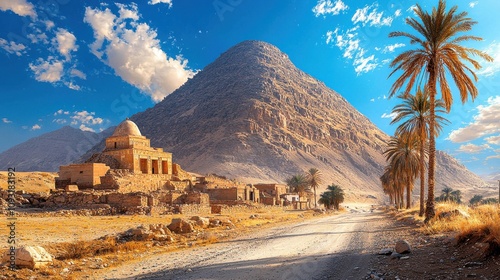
[469,195,483,206]
[319,185,345,210]
[451,190,462,203]
[286,174,308,209]
[306,168,323,208]
[391,88,449,216]
[318,192,333,210]
[388,0,492,222]
[384,134,420,209]
[440,186,454,201]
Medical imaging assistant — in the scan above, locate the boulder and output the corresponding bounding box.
[190,216,210,228]
[2,246,52,269]
[395,240,411,254]
[130,226,155,241]
[168,218,194,234]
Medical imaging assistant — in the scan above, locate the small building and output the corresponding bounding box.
[55,163,110,190]
[102,119,172,175]
[254,183,287,206]
[56,119,175,190]
[205,185,260,204]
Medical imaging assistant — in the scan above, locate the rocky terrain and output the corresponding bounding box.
[0,126,113,172]
[127,40,487,201]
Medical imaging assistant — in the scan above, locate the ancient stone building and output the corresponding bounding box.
[56,119,176,191]
[55,163,110,190]
[254,183,287,206]
[101,119,172,174]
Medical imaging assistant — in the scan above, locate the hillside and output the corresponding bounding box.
[0,126,111,172]
[125,40,487,201]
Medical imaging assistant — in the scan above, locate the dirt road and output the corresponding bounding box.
[103,209,393,280]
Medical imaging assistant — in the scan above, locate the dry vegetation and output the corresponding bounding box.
[0,206,331,279]
[391,202,500,257]
[0,171,56,193]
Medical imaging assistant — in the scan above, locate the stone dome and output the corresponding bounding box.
[112,119,142,137]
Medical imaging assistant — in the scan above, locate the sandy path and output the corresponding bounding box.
[99,208,391,280]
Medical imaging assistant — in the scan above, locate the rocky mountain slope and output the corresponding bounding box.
[126,40,487,201]
[0,126,112,172]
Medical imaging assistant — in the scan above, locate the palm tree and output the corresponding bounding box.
[440,186,454,201]
[388,0,492,221]
[391,88,449,216]
[384,134,420,209]
[319,185,345,210]
[306,168,323,208]
[469,195,483,206]
[318,192,333,209]
[286,174,308,209]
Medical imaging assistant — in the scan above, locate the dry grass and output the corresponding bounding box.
[414,202,500,256]
[0,171,57,193]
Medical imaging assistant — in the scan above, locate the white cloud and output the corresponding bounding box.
[313,0,348,17]
[382,43,405,53]
[84,4,196,102]
[478,42,500,77]
[469,1,479,8]
[457,143,491,154]
[2,118,12,124]
[44,20,54,30]
[70,69,86,80]
[29,57,63,83]
[31,124,41,130]
[79,124,95,132]
[381,112,397,120]
[353,51,377,75]
[394,9,401,17]
[53,28,78,61]
[485,135,500,145]
[352,4,393,27]
[148,0,173,8]
[53,119,67,124]
[0,38,27,56]
[449,96,500,142]
[54,109,70,116]
[370,98,375,102]
[0,0,36,18]
[486,151,500,161]
[71,111,103,126]
[326,27,378,75]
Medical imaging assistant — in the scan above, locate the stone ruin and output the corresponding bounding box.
[1,119,295,216]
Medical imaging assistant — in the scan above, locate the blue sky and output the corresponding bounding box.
[0,0,499,175]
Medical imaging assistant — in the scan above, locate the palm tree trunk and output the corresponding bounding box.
[406,177,411,209]
[419,125,425,216]
[314,187,317,208]
[425,60,437,223]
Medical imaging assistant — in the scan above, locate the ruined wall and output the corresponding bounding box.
[98,171,173,193]
[56,163,109,189]
[205,188,239,201]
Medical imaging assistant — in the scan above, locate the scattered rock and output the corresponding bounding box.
[190,216,210,228]
[464,262,482,268]
[378,248,393,255]
[400,256,410,260]
[395,240,411,254]
[2,245,52,269]
[168,218,195,234]
[390,252,403,259]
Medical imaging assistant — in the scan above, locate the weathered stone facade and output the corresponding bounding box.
[55,163,110,190]
[254,183,287,206]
